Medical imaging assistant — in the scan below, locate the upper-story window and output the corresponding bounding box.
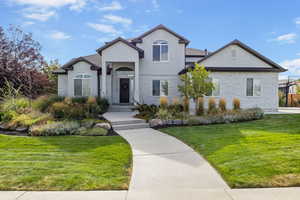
[153,40,168,62]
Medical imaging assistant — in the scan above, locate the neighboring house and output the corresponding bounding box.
[53,24,286,111]
[279,79,300,95]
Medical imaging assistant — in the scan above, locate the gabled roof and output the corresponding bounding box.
[131,24,190,44]
[179,39,287,75]
[186,48,208,57]
[61,56,100,70]
[52,54,102,74]
[96,37,144,58]
[198,39,287,72]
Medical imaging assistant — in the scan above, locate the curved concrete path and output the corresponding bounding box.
[116,128,230,199]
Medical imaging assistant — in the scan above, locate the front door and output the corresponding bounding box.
[120,78,130,103]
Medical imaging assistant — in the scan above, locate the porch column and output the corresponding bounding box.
[101,61,107,98]
[134,61,140,103]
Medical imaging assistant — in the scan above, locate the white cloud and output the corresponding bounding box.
[103,14,132,26]
[87,23,120,34]
[49,31,71,40]
[152,0,159,9]
[11,0,88,10]
[280,58,300,74]
[295,17,300,25]
[98,1,123,11]
[22,21,35,26]
[23,10,56,21]
[274,33,297,44]
[97,37,114,43]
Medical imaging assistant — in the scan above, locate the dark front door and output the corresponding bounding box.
[120,78,130,103]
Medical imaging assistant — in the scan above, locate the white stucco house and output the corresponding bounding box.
[53,24,286,111]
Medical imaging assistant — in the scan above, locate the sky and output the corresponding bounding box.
[0,0,300,79]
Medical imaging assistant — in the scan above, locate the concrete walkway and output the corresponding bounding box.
[116,128,230,200]
[2,111,300,200]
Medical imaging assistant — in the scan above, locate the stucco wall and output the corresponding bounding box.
[137,29,185,76]
[186,56,203,63]
[102,41,139,62]
[139,74,181,105]
[57,75,68,96]
[199,44,272,68]
[67,61,98,97]
[189,72,279,112]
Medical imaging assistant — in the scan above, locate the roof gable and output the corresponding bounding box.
[97,37,144,58]
[198,39,286,72]
[132,24,190,44]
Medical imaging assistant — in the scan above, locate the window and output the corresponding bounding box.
[207,78,220,96]
[153,40,168,62]
[246,78,261,96]
[74,74,91,96]
[152,80,169,96]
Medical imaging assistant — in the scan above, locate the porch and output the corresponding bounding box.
[101,61,140,105]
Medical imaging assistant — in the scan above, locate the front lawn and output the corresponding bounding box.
[0,135,132,191]
[161,114,300,188]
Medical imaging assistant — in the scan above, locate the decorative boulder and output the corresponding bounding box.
[16,126,29,132]
[149,119,163,128]
[95,123,111,130]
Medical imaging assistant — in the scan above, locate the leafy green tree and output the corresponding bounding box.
[178,63,214,113]
[42,59,60,94]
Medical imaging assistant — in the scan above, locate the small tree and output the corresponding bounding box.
[42,59,60,94]
[178,63,214,114]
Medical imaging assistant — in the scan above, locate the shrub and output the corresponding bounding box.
[219,98,227,112]
[133,104,158,120]
[187,117,200,126]
[156,108,170,120]
[86,97,101,117]
[1,97,30,114]
[160,96,168,109]
[182,96,189,113]
[29,121,80,136]
[77,127,108,136]
[233,98,240,110]
[172,97,180,106]
[278,91,286,107]
[68,104,87,119]
[32,96,49,112]
[33,95,64,112]
[50,102,69,119]
[71,97,87,104]
[196,97,204,116]
[64,97,72,105]
[208,97,217,114]
[9,111,52,127]
[96,97,109,114]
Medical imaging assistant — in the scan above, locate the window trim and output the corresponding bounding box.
[152,40,169,63]
[246,78,262,97]
[152,80,169,97]
[73,73,92,97]
[206,78,220,97]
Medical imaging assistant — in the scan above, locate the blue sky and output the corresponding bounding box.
[1,0,300,79]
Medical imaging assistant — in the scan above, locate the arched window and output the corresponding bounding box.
[74,74,91,96]
[153,40,168,62]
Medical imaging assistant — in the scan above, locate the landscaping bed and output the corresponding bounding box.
[160,114,300,188]
[0,95,112,137]
[0,134,132,190]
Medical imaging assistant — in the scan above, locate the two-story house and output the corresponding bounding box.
[53,24,286,111]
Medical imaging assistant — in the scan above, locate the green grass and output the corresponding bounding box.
[161,114,300,188]
[0,135,132,191]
